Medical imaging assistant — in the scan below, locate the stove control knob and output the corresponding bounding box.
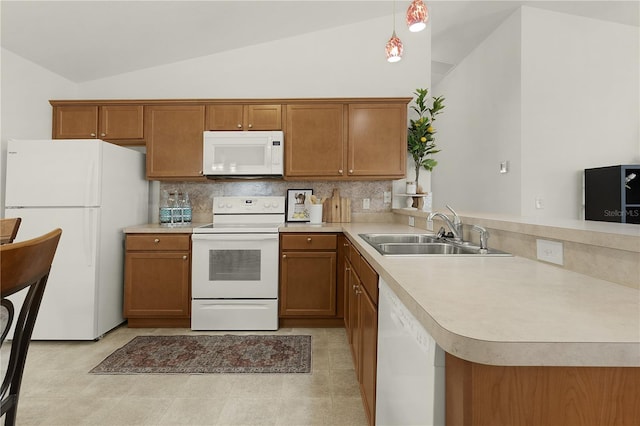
[217,202,225,209]
[272,201,279,208]
[264,202,272,208]
[226,203,233,209]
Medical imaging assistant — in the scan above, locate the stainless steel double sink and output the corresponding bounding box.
[359,233,512,256]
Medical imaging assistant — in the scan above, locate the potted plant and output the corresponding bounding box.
[407,88,445,192]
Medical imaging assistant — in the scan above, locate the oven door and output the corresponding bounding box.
[192,233,279,298]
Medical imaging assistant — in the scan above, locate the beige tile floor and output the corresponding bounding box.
[1,326,368,426]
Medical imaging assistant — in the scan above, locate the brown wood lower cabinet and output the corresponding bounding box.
[124,233,191,327]
[343,237,378,426]
[446,352,640,426]
[279,233,343,327]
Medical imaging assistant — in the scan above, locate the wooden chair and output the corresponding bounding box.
[0,218,21,245]
[1,228,62,426]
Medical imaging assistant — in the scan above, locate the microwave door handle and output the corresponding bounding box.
[266,142,272,168]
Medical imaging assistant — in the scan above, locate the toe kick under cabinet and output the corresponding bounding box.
[124,233,191,327]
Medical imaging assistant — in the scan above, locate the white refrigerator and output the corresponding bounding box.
[4,139,148,340]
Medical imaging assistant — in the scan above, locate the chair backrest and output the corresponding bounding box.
[1,228,62,426]
[0,218,21,245]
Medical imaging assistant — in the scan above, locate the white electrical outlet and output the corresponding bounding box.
[536,239,563,265]
[363,198,370,210]
[535,197,544,209]
[426,217,433,231]
[383,191,392,204]
[408,216,415,227]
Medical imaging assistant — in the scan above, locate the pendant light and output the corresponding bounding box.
[385,0,403,62]
[406,0,429,32]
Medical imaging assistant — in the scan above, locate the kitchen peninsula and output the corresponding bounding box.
[292,219,640,426]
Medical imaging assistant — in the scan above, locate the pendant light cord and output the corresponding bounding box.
[393,0,397,32]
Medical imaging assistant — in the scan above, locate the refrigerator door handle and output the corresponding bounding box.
[86,159,98,206]
[83,209,95,267]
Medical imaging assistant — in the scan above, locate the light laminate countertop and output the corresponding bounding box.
[123,223,206,233]
[125,221,640,367]
[340,223,640,367]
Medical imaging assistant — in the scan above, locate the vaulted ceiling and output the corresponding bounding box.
[2,1,637,85]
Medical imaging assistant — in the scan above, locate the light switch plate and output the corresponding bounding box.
[383,191,392,204]
[536,239,563,265]
[363,198,370,210]
[408,216,415,227]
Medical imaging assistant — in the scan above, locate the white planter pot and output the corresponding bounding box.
[406,181,417,195]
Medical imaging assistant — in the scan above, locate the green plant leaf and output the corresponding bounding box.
[407,88,445,174]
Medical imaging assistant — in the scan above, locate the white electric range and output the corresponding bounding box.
[191,196,284,330]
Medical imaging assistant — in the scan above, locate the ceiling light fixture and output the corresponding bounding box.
[406,0,429,32]
[385,0,403,63]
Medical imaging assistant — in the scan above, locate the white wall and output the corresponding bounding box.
[433,7,639,220]
[78,16,430,99]
[432,9,522,215]
[520,7,640,219]
[0,48,78,214]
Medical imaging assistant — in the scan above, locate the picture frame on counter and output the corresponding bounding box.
[286,189,313,222]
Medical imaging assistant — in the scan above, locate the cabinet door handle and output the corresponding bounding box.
[100,133,106,137]
[348,169,353,174]
[248,124,253,128]
[282,254,287,258]
[154,238,160,243]
[338,169,343,175]
[345,267,351,272]
[237,124,242,128]
[90,133,96,137]
[307,237,312,243]
[182,255,187,260]
[343,243,349,247]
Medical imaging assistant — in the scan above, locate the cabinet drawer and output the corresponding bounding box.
[126,234,191,251]
[349,243,361,274]
[281,234,337,250]
[359,256,378,305]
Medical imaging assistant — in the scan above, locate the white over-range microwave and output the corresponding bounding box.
[202,130,284,177]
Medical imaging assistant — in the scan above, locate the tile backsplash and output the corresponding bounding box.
[157,180,393,222]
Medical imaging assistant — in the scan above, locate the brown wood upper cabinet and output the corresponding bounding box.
[285,103,345,178]
[52,104,144,144]
[205,104,282,131]
[285,100,408,180]
[145,105,205,180]
[348,103,406,178]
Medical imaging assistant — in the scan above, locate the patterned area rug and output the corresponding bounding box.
[90,335,312,374]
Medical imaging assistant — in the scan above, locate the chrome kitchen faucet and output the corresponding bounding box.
[428,205,463,241]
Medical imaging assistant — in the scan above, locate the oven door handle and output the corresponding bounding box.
[192,234,278,241]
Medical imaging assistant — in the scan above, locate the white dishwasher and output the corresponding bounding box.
[376,278,445,426]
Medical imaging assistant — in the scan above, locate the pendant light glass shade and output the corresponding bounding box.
[406,0,429,32]
[386,0,402,62]
[385,31,403,63]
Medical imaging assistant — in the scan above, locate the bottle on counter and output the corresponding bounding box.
[181,192,192,223]
[176,192,185,224]
[168,191,179,225]
[159,190,171,225]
